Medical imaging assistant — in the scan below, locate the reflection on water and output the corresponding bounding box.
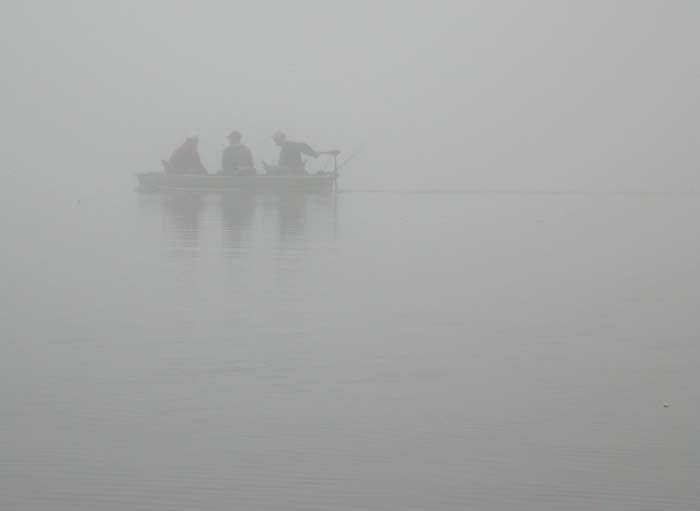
[138,189,337,256]
[275,191,308,240]
[163,191,206,251]
[220,191,256,248]
[4,188,700,511]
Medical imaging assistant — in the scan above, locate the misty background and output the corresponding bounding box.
[2,2,700,510]
[1,0,698,191]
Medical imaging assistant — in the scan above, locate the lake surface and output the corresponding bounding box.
[2,181,699,510]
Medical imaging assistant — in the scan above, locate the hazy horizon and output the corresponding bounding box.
[1,0,698,190]
[2,2,700,510]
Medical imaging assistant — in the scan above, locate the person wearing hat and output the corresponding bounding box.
[163,135,208,175]
[264,131,338,175]
[221,131,255,175]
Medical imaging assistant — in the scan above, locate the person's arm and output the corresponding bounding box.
[221,147,229,174]
[299,143,320,158]
[301,144,340,158]
[243,146,254,168]
[194,152,208,174]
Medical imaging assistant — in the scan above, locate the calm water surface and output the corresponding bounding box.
[2,181,699,510]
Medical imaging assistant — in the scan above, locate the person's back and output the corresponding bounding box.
[221,131,255,175]
[166,137,207,175]
[264,131,338,175]
[268,131,318,175]
[278,140,318,173]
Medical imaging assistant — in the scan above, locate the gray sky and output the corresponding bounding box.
[1,0,698,189]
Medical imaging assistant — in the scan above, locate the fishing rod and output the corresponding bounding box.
[334,144,365,173]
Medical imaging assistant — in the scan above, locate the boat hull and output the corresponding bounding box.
[136,172,336,192]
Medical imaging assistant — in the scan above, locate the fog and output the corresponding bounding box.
[2,0,698,189]
[2,2,700,510]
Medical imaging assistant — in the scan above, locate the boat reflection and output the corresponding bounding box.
[224,190,337,251]
[160,191,206,253]
[140,189,337,257]
[220,191,256,249]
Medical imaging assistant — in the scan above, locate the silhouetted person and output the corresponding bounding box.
[221,131,255,175]
[263,131,338,175]
[162,136,207,175]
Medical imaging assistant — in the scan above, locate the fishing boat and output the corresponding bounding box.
[136,172,337,192]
